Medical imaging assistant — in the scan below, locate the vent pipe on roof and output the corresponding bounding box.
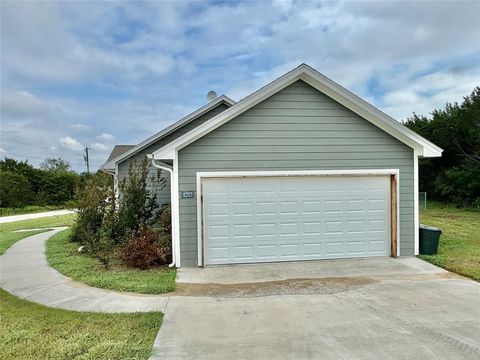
[207,90,217,102]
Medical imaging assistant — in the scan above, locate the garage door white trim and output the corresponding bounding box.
[196,169,400,266]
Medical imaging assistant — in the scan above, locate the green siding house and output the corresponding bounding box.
[103,64,442,267]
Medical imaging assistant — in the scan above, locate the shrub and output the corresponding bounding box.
[0,157,80,208]
[70,172,116,267]
[159,204,171,234]
[115,158,166,241]
[120,227,172,269]
[0,170,34,207]
[435,160,480,207]
[36,171,79,205]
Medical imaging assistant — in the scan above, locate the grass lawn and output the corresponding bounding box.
[0,205,65,217]
[419,201,480,281]
[0,214,76,255]
[47,229,176,294]
[0,289,162,360]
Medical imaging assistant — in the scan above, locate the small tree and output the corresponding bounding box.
[70,172,115,267]
[115,158,166,241]
[40,158,72,173]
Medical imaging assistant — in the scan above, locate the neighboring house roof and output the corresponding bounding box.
[106,145,135,162]
[102,95,236,170]
[151,64,443,160]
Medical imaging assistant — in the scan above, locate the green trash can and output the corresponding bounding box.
[419,224,442,255]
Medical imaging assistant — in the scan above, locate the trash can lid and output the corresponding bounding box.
[419,224,442,232]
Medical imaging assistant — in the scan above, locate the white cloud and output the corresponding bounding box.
[70,123,92,131]
[0,147,7,154]
[97,132,114,141]
[59,136,84,152]
[91,142,108,151]
[1,0,479,171]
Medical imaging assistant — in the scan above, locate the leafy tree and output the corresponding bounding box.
[40,158,72,173]
[404,87,480,207]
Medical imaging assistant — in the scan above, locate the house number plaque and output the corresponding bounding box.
[180,191,195,199]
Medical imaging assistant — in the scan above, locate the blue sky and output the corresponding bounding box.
[1,0,479,172]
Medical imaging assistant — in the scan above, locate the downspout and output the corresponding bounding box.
[150,157,176,268]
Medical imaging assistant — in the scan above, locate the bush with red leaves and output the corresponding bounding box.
[120,227,172,269]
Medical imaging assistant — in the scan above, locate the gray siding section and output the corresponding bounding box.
[178,80,415,266]
[117,102,230,208]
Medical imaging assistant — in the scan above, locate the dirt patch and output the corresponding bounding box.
[174,276,377,298]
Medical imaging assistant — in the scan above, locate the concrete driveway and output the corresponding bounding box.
[152,258,480,360]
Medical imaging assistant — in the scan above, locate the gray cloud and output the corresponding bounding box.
[1,0,479,171]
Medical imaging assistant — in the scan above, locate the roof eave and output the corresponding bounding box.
[153,64,443,160]
[104,95,235,167]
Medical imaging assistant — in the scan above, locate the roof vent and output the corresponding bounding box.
[207,90,217,102]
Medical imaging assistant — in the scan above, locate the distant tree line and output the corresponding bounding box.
[0,157,85,208]
[404,87,480,207]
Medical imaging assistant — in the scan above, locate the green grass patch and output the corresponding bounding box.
[0,214,76,255]
[0,205,65,217]
[46,229,176,294]
[0,288,162,360]
[419,201,480,281]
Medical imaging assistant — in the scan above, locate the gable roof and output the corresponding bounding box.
[151,64,443,160]
[106,145,134,162]
[102,95,235,170]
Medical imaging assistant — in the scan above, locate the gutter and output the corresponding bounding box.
[101,168,115,176]
[150,157,176,268]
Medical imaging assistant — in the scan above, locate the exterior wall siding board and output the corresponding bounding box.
[177,80,415,266]
[116,103,230,208]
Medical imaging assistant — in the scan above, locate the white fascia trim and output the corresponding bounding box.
[152,64,442,160]
[196,172,203,267]
[103,95,235,168]
[396,170,401,258]
[298,67,442,157]
[196,169,400,267]
[172,151,181,267]
[413,150,420,255]
[153,70,300,159]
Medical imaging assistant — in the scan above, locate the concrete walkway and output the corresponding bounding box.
[1,229,479,359]
[0,228,168,312]
[0,209,75,223]
[177,256,449,284]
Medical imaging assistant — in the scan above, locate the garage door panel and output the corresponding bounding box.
[209,246,229,261]
[203,175,391,265]
[303,243,323,257]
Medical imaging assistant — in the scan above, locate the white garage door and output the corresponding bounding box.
[202,175,391,265]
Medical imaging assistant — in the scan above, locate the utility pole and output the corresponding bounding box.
[84,147,90,173]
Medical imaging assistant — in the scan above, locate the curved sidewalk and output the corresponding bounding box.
[0,209,75,223]
[0,228,169,313]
